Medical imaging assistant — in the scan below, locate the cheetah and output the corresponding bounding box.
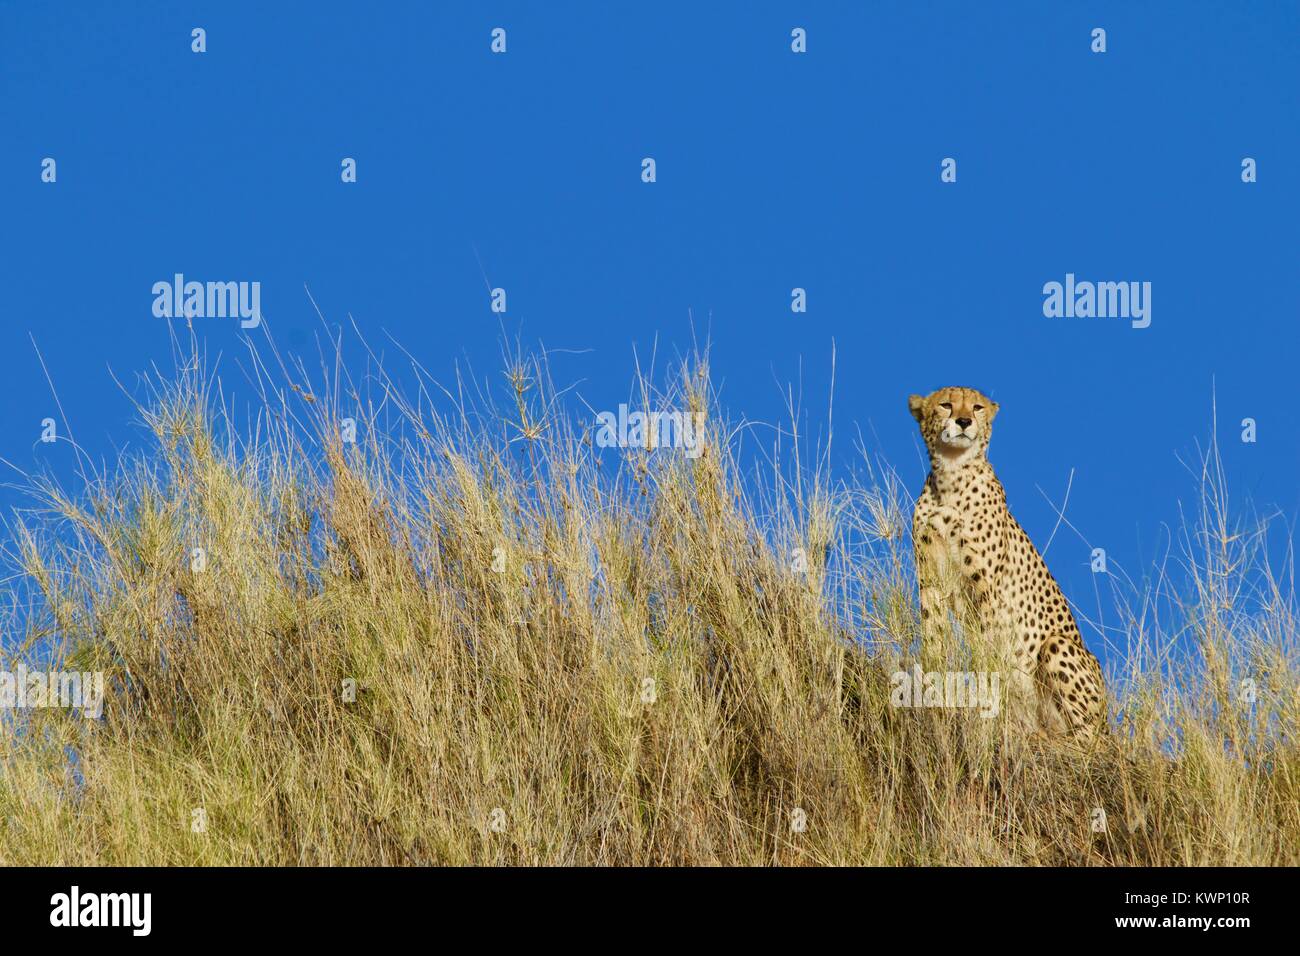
[908,385,1106,738]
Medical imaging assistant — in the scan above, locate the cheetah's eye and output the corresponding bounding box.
[939,402,952,411]
[973,404,984,411]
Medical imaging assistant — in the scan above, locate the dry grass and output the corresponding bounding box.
[0,332,1296,865]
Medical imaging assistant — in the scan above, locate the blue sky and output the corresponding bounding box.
[2,2,1297,668]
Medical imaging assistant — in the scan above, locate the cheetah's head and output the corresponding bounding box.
[908,386,999,460]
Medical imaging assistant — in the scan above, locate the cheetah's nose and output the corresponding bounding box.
[955,417,972,428]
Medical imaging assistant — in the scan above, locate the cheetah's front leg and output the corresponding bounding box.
[915,506,963,666]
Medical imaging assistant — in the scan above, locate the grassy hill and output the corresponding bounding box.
[1,339,1295,865]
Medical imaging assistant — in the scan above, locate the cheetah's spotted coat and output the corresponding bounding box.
[909,386,1106,738]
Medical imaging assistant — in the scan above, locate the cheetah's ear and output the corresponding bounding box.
[908,394,926,423]
[985,400,1000,422]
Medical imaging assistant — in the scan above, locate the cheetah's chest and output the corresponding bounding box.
[922,477,1013,608]
[952,487,1003,558]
